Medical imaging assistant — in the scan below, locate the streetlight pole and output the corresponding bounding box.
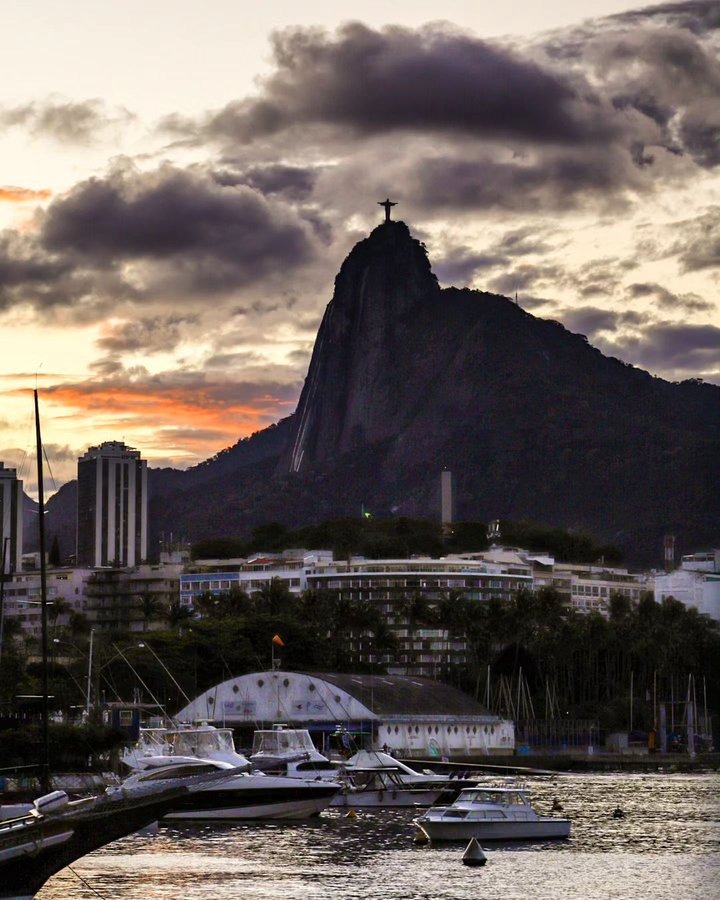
[86,628,94,719]
[34,388,50,795]
[0,536,9,668]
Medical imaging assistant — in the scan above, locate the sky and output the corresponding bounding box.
[1,1,719,494]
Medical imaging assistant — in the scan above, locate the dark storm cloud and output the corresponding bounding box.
[0,98,130,143]
[599,322,720,378]
[433,248,508,286]
[433,228,558,286]
[155,10,720,220]
[571,257,638,298]
[610,1,720,32]
[213,163,318,199]
[548,5,720,170]
[495,228,556,257]
[560,307,624,335]
[408,149,643,214]
[42,166,312,278]
[187,22,615,146]
[0,233,72,294]
[95,316,198,355]
[487,263,568,298]
[678,100,720,168]
[627,282,714,312]
[558,305,645,336]
[670,208,720,272]
[0,165,319,318]
[0,231,113,314]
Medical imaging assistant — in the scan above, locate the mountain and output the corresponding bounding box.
[45,220,720,566]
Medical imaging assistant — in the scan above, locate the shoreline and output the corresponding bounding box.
[406,752,720,774]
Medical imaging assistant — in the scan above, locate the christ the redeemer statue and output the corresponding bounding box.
[378,197,397,222]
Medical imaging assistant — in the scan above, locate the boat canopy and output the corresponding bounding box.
[251,727,317,756]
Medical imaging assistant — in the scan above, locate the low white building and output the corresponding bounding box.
[175,670,514,758]
[180,550,332,608]
[472,546,650,615]
[654,550,720,621]
[1,567,91,639]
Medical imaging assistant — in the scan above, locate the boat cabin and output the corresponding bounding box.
[452,788,531,808]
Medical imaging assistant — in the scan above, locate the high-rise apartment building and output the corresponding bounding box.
[77,441,147,567]
[0,462,23,573]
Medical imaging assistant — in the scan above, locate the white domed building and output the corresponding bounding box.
[175,671,514,759]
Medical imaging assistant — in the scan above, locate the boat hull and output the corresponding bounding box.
[417,817,571,842]
[331,787,447,808]
[163,783,340,821]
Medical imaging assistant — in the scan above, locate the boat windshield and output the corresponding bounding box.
[168,729,236,756]
[457,789,527,806]
[139,762,221,781]
[137,729,167,752]
[252,729,316,755]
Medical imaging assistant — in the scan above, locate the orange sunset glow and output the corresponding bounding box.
[0,186,52,202]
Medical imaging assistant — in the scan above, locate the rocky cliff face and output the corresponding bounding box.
[284,221,440,472]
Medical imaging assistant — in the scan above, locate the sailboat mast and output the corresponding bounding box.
[34,388,50,794]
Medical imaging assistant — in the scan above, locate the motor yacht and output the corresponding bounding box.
[249,725,339,780]
[122,756,341,820]
[123,723,250,771]
[331,750,475,808]
[415,783,571,841]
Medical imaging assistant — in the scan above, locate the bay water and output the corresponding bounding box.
[36,772,719,899]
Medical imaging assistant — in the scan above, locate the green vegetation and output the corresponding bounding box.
[191,515,621,563]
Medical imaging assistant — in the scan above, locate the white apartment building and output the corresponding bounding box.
[76,441,147,568]
[179,550,333,608]
[478,546,650,614]
[0,462,23,574]
[0,568,91,640]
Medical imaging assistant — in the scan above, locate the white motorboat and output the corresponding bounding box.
[249,728,474,808]
[415,784,571,841]
[343,750,475,791]
[249,725,339,780]
[331,766,455,808]
[331,750,475,808]
[123,723,251,771]
[121,756,342,820]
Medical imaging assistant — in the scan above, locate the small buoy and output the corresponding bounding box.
[552,798,563,812]
[462,838,487,867]
[345,808,357,818]
[413,828,429,844]
[612,807,625,819]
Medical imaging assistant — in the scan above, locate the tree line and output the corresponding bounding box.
[191,515,623,565]
[4,579,716,741]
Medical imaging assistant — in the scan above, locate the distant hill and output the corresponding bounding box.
[44,221,719,567]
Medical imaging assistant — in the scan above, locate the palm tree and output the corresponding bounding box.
[253,578,293,617]
[436,589,470,679]
[395,591,436,675]
[167,599,194,630]
[137,592,167,631]
[50,596,71,632]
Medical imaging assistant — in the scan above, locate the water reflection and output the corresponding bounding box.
[36,773,719,899]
